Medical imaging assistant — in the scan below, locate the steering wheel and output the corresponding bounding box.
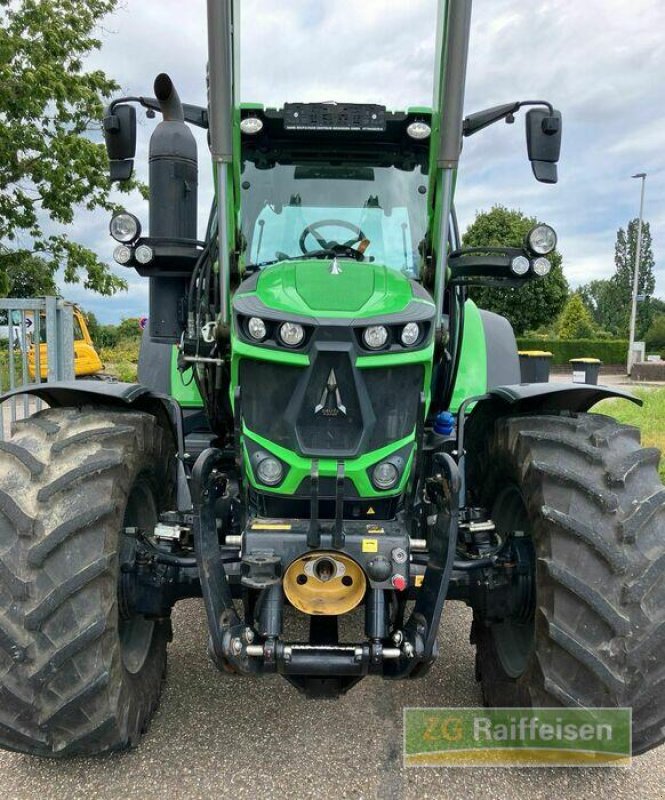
[299,219,366,257]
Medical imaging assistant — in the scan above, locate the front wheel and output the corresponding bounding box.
[470,412,665,755]
[0,406,175,757]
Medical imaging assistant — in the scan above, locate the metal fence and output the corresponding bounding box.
[0,297,75,439]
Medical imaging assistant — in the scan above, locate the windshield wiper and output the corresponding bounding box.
[253,247,364,269]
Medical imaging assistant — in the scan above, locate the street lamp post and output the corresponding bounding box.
[627,172,647,375]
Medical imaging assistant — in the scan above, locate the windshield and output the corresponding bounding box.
[240,161,429,277]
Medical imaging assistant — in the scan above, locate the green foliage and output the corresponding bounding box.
[614,219,656,340]
[0,0,133,295]
[517,338,628,365]
[578,279,626,336]
[581,219,657,339]
[556,293,596,339]
[645,314,665,354]
[95,324,122,348]
[2,250,58,297]
[462,205,569,335]
[116,317,143,340]
[82,309,100,341]
[86,317,141,348]
[99,337,139,382]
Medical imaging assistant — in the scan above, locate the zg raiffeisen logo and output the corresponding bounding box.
[404,708,631,767]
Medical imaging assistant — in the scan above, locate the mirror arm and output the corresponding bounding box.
[109,96,209,129]
[463,99,554,137]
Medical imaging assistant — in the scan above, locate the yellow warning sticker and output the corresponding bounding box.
[362,538,378,553]
[251,523,292,531]
[414,575,424,588]
[366,506,376,516]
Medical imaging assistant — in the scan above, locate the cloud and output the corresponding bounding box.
[30,0,665,319]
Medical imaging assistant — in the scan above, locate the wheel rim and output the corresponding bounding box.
[119,478,156,675]
[490,485,535,679]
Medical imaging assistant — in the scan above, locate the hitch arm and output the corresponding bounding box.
[191,447,241,668]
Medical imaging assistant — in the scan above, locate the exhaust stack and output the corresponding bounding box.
[148,73,198,240]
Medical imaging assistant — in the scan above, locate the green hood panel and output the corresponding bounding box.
[252,259,418,318]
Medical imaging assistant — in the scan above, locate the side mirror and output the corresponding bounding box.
[103,104,137,182]
[526,108,562,184]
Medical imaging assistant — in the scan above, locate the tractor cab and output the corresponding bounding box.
[237,104,431,279]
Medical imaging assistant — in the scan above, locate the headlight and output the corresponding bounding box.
[134,244,154,265]
[279,321,305,347]
[110,212,141,243]
[363,325,389,350]
[240,116,264,135]
[532,257,552,277]
[406,121,431,140]
[113,244,132,265]
[247,317,267,341]
[527,224,557,255]
[256,456,283,486]
[372,461,399,490]
[401,322,420,346]
[510,255,530,276]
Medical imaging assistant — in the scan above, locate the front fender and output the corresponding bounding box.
[484,381,641,413]
[1,380,191,509]
[1,379,185,454]
[462,382,641,492]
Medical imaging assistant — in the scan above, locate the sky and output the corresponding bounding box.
[57,0,665,322]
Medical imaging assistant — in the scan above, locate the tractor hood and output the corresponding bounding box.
[250,258,417,318]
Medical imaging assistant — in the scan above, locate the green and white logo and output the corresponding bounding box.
[404,708,631,767]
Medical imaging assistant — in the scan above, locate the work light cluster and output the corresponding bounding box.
[510,224,557,278]
[110,212,153,266]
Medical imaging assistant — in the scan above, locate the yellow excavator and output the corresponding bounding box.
[27,306,103,380]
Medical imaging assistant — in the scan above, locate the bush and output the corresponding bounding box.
[556,293,597,339]
[99,337,140,382]
[646,315,665,353]
[516,338,628,365]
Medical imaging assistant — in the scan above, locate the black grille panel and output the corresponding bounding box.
[364,366,422,450]
[239,352,423,457]
[239,360,303,448]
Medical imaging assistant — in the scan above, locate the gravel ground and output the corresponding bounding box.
[1,599,663,800]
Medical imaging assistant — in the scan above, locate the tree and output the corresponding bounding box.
[82,309,100,340]
[556,293,596,339]
[578,279,625,335]
[612,219,656,340]
[462,205,569,335]
[2,251,58,297]
[645,314,665,355]
[0,0,131,296]
[117,317,143,340]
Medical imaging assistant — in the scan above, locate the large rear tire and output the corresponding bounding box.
[470,412,665,755]
[0,406,175,757]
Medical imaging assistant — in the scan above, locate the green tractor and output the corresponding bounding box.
[1,0,664,758]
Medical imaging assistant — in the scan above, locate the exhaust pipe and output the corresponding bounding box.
[154,72,185,121]
[148,73,198,241]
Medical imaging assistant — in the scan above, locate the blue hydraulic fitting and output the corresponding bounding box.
[434,411,455,436]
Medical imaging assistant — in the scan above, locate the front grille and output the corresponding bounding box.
[295,351,363,453]
[240,360,303,448]
[239,349,422,457]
